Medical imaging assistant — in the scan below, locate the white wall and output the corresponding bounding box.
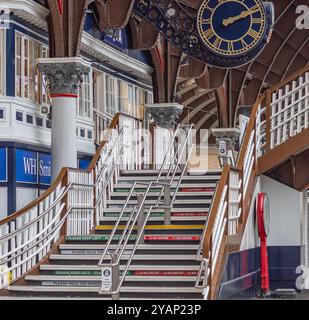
[16,188,38,211]
[260,175,302,246]
[240,177,261,251]
[241,175,304,250]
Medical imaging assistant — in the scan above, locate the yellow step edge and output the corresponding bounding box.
[95,225,204,231]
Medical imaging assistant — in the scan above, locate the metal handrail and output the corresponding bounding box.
[0,205,74,274]
[195,258,209,289]
[98,124,195,296]
[95,126,124,184]
[196,181,219,262]
[0,184,71,242]
[99,144,195,295]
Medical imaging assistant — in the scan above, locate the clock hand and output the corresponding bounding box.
[222,9,258,27]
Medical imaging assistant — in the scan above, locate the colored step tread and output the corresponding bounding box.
[66,235,200,241]
[95,225,204,230]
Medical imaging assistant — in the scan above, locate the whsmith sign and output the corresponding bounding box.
[16,149,51,185]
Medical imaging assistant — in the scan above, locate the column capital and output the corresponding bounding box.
[37,57,91,97]
[146,103,184,129]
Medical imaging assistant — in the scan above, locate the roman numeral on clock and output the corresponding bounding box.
[202,18,211,24]
[213,37,222,49]
[228,42,234,52]
[252,17,262,24]
[203,28,214,39]
[247,29,260,39]
[240,38,248,47]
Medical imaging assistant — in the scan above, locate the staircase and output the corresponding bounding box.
[3,169,220,299]
[0,65,308,300]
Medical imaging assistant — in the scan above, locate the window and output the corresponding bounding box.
[0,108,4,120]
[137,89,146,119]
[46,119,51,129]
[16,111,23,122]
[26,114,34,125]
[0,30,5,95]
[128,84,134,115]
[105,75,118,115]
[87,130,93,140]
[80,128,85,138]
[78,71,92,118]
[36,117,43,127]
[15,33,49,104]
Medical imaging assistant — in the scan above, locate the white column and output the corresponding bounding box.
[37,57,91,180]
[51,96,77,179]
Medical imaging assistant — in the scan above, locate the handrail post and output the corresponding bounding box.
[112,254,120,300]
[164,184,171,225]
[137,194,145,244]
[265,90,272,152]
[60,169,69,237]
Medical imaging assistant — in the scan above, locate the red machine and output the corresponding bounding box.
[257,192,270,296]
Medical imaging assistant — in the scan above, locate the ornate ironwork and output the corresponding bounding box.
[133,0,273,68]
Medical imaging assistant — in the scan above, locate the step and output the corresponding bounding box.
[120,169,221,177]
[100,216,207,222]
[110,191,214,198]
[106,199,212,207]
[40,264,200,272]
[118,175,221,183]
[59,244,199,251]
[59,244,198,256]
[49,254,197,261]
[25,275,197,283]
[113,183,216,193]
[95,224,204,231]
[9,285,203,294]
[65,234,201,242]
[102,207,208,214]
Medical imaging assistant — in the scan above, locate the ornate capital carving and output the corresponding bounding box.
[37,58,90,96]
[146,103,184,129]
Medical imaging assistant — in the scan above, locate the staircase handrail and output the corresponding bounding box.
[97,124,195,296]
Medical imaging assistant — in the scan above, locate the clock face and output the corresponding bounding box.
[197,0,267,57]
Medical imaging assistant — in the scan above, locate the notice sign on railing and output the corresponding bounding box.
[101,267,112,292]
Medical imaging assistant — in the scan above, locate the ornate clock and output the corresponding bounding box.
[197,0,274,67]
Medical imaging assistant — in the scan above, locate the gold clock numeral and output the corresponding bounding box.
[217,0,224,3]
[203,28,214,39]
[240,38,248,47]
[228,42,234,52]
[202,18,211,24]
[247,29,260,39]
[252,18,262,24]
[213,37,222,49]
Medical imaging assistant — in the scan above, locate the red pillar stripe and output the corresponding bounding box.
[50,93,78,98]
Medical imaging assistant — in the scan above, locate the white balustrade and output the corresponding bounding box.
[0,182,67,289]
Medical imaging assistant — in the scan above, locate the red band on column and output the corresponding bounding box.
[50,93,78,98]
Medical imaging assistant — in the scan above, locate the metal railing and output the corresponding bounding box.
[97,124,194,298]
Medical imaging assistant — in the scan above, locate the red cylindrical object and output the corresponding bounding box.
[257,193,270,294]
